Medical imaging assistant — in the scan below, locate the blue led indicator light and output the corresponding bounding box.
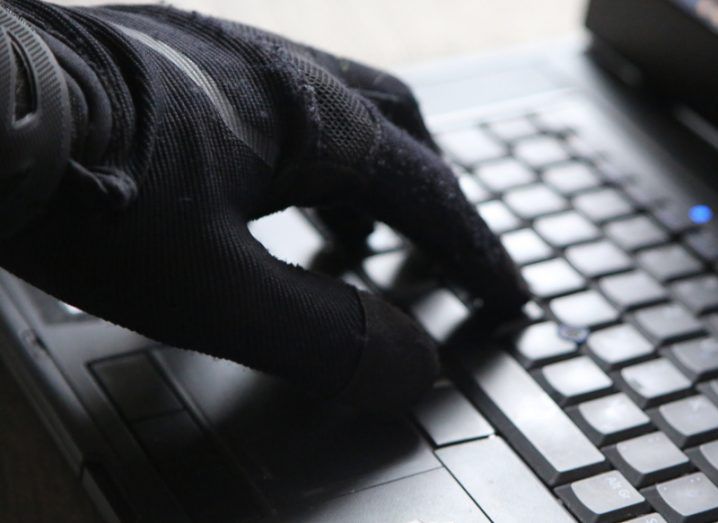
[689,205,714,225]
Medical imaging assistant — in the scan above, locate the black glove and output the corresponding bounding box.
[0,0,528,411]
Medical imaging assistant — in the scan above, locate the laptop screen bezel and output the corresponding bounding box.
[585,0,718,129]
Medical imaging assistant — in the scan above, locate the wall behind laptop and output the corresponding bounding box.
[54,0,587,68]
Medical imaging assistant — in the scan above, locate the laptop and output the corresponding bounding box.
[2,0,718,521]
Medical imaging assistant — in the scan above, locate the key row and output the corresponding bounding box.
[450,349,718,522]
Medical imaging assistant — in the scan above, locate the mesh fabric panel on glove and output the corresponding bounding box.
[0,0,529,412]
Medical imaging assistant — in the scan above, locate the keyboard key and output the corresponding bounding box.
[643,473,718,523]
[687,441,718,485]
[697,379,718,407]
[412,289,469,342]
[523,258,586,299]
[501,229,553,265]
[599,271,668,311]
[535,211,601,248]
[606,216,669,251]
[685,228,718,262]
[477,200,521,234]
[654,205,699,234]
[362,251,409,290]
[543,162,602,195]
[341,272,370,292]
[366,223,403,252]
[523,300,546,321]
[475,158,536,193]
[568,392,651,445]
[587,324,654,370]
[558,323,592,344]
[566,240,633,278]
[504,184,568,220]
[637,245,703,282]
[437,126,505,165]
[513,135,570,167]
[651,395,718,447]
[551,291,620,329]
[93,354,183,422]
[621,514,667,523]
[556,471,649,523]
[437,437,574,522]
[574,188,635,223]
[512,321,578,368]
[707,314,718,337]
[533,110,574,135]
[624,182,666,209]
[617,358,692,408]
[487,117,537,142]
[457,174,490,203]
[632,303,705,345]
[564,133,601,160]
[605,432,691,488]
[672,276,718,315]
[536,356,613,406]
[454,351,607,485]
[665,338,718,382]
[412,385,493,447]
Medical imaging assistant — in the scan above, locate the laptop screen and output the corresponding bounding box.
[586,0,718,132]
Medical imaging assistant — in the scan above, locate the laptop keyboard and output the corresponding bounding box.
[67,103,718,522]
[400,109,718,522]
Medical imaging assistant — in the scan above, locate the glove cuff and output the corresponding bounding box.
[0,6,72,237]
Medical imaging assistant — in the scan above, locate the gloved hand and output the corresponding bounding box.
[0,0,528,412]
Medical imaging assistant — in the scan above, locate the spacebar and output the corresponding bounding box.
[451,350,607,486]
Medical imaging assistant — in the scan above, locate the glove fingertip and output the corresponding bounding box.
[336,291,439,413]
